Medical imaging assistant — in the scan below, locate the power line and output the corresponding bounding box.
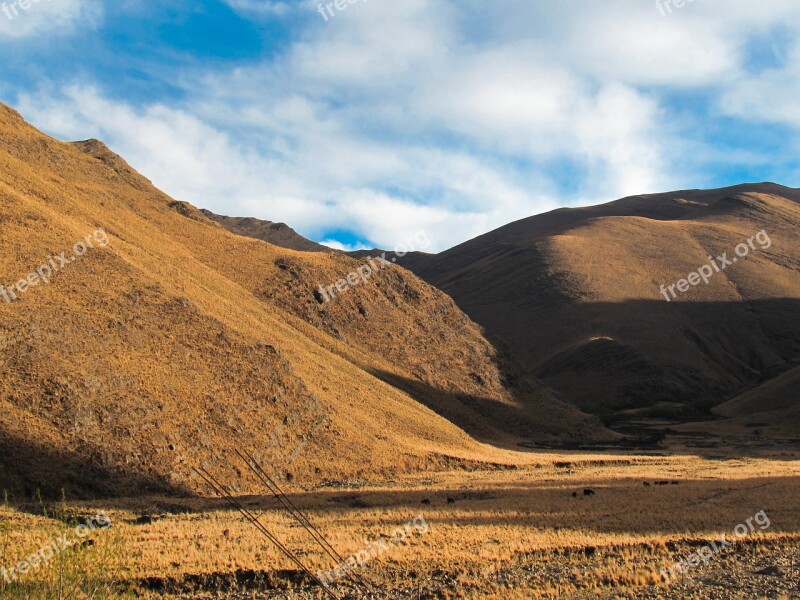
[193,466,341,600]
[236,449,377,596]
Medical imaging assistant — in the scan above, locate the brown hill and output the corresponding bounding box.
[718,361,800,416]
[0,104,607,499]
[200,209,330,253]
[348,248,434,273]
[407,184,800,427]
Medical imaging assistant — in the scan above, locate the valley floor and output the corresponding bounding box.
[3,448,800,599]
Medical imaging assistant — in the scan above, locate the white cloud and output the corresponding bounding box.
[319,239,369,252]
[720,37,800,127]
[222,0,295,18]
[13,0,800,251]
[0,0,102,39]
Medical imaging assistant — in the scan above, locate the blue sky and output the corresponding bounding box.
[1,0,799,252]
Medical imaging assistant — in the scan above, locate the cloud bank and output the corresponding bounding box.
[10,0,800,251]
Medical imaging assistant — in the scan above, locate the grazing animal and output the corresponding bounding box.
[447,497,456,504]
[421,498,431,505]
[583,489,595,496]
[571,492,578,498]
[643,482,651,487]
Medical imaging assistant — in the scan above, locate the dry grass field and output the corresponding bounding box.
[3,445,800,599]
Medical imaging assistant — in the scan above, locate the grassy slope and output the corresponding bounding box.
[410,185,800,421]
[199,209,330,253]
[0,104,606,499]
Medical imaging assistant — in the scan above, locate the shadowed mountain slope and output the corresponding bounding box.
[406,185,800,425]
[348,248,435,273]
[0,104,608,498]
[718,361,800,416]
[200,209,330,253]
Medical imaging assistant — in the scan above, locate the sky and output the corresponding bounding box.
[1,0,799,252]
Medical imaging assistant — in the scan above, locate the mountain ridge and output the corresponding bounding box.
[200,209,330,253]
[181,179,800,435]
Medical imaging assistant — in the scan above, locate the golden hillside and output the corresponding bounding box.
[0,104,606,499]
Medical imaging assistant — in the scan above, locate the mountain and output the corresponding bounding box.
[200,209,330,253]
[403,184,800,429]
[0,103,607,499]
[348,248,434,273]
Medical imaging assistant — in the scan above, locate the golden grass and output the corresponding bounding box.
[3,452,800,598]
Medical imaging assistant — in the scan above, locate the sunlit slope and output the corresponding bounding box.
[412,185,800,420]
[709,362,800,434]
[0,104,605,498]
